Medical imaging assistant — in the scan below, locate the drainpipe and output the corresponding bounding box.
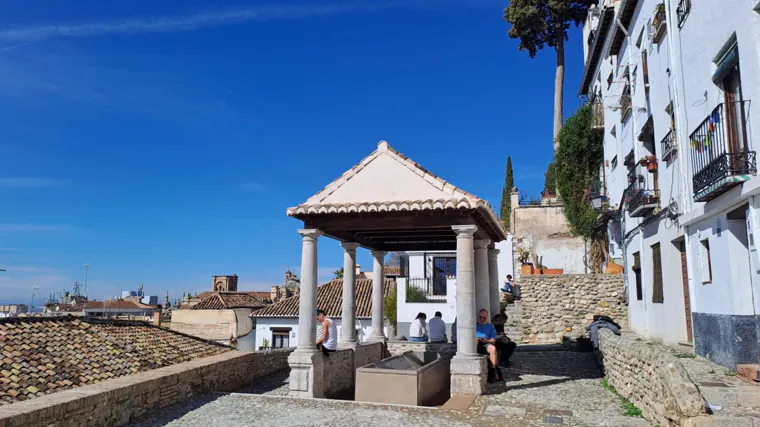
[617,15,647,310]
[664,0,690,217]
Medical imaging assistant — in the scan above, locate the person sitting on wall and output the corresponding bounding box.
[428,311,447,343]
[316,309,338,356]
[409,312,428,342]
[491,313,517,367]
[476,309,502,382]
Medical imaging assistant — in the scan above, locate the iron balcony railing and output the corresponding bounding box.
[661,130,676,161]
[625,164,659,217]
[677,0,691,28]
[405,277,447,303]
[620,85,632,121]
[652,3,666,43]
[691,101,756,201]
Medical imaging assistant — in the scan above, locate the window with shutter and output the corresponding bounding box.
[700,239,713,283]
[652,243,664,303]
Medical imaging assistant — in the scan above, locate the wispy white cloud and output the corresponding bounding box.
[0,1,496,43]
[0,177,67,188]
[0,224,73,233]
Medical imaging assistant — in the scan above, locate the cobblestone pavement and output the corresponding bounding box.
[130,350,652,427]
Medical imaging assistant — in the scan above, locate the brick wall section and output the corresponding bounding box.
[519,274,627,344]
[598,330,708,427]
[0,349,292,427]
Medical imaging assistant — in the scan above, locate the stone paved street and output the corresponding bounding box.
[130,350,652,427]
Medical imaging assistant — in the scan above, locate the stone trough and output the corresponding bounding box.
[355,351,450,406]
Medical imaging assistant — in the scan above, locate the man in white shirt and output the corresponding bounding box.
[428,311,447,343]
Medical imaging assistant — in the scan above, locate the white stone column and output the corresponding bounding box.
[488,249,501,317]
[296,229,321,351]
[339,242,359,348]
[474,239,491,317]
[368,250,387,341]
[450,225,486,395]
[288,229,323,398]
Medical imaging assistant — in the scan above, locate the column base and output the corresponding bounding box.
[450,354,487,396]
[338,341,358,350]
[367,334,387,343]
[288,350,324,398]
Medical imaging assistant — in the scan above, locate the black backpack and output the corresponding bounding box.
[593,315,621,330]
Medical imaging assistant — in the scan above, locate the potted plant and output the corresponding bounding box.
[639,155,658,173]
[518,249,533,275]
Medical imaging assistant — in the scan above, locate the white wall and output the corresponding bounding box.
[252,317,390,350]
[396,277,457,327]
[496,237,514,282]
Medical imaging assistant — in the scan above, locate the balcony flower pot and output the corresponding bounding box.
[520,264,534,275]
[543,268,563,275]
[647,162,658,173]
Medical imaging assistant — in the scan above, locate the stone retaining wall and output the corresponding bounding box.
[519,274,626,344]
[0,349,293,427]
[598,330,709,427]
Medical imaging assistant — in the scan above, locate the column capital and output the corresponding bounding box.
[474,239,491,249]
[488,248,501,257]
[452,224,478,237]
[297,229,322,241]
[370,250,387,259]
[340,242,360,252]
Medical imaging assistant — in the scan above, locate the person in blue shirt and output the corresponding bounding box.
[475,308,501,381]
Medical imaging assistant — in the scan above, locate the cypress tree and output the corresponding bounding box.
[500,157,514,231]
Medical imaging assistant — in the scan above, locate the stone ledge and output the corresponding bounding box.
[0,349,293,427]
[598,330,706,427]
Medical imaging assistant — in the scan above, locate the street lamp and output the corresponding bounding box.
[84,264,92,298]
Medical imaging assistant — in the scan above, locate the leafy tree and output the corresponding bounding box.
[544,162,557,196]
[500,157,514,231]
[554,104,603,240]
[383,286,398,337]
[504,0,594,148]
[333,268,344,279]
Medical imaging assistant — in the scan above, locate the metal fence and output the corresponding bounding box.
[405,277,447,303]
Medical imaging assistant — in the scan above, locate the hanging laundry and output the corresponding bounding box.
[706,132,711,146]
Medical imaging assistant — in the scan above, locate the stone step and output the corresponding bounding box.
[710,415,760,426]
[700,388,760,408]
[737,364,760,383]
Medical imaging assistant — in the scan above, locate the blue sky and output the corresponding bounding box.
[0,0,584,305]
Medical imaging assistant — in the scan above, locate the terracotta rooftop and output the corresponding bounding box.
[384,266,401,277]
[251,278,394,319]
[193,292,267,310]
[82,300,156,310]
[0,317,229,406]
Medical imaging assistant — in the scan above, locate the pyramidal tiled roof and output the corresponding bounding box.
[251,278,394,319]
[0,317,229,406]
[286,141,507,240]
[193,292,267,310]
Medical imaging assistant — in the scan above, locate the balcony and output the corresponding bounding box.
[404,276,447,303]
[591,101,604,131]
[691,102,757,202]
[620,86,632,121]
[652,3,667,43]
[677,0,691,28]
[625,165,659,217]
[661,130,676,161]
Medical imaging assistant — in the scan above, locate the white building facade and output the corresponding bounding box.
[581,0,760,368]
[395,239,513,337]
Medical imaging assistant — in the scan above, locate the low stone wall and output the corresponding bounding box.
[386,341,456,359]
[598,330,709,427]
[355,342,384,368]
[519,274,626,344]
[320,349,355,399]
[0,349,292,427]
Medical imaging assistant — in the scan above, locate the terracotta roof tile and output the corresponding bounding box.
[384,266,401,277]
[193,292,266,310]
[83,300,155,310]
[251,278,394,319]
[0,317,229,406]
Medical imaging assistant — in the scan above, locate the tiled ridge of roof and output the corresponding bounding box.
[0,317,230,406]
[193,292,266,310]
[251,278,394,318]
